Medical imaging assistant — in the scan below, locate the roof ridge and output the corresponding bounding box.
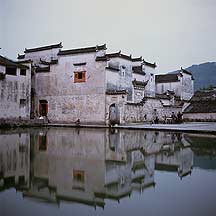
[24,42,63,53]
[58,44,106,55]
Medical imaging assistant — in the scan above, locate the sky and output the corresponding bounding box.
[0,0,216,73]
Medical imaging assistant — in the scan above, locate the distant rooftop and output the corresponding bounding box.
[24,42,63,53]
[155,74,179,83]
[184,89,216,113]
[58,44,106,56]
[18,42,156,67]
[0,55,29,69]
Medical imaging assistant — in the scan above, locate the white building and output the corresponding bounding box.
[0,55,31,121]
[17,43,159,124]
[155,68,194,101]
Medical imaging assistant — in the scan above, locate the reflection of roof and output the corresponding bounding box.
[106,90,127,95]
[155,163,178,172]
[0,55,29,69]
[155,93,170,99]
[132,181,155,191]
[24,42,63,53]
[57,195,105,208]
[155,74,179,83]
[132,161,146,171]
[95,190,131,201]
[23,192,58,205]
[132,79,148,88]
[58,44,106,56]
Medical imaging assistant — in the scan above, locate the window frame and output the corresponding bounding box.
[74,71,86,83]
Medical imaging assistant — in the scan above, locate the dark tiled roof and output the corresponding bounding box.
[73,62,86,66]
[106,89,127,95]
[155,74,179,83]
[155,93,170,99]
[17,59,32,64]
[106,51,132,61]
[24,42,63,53]
[190,90,216,102]
[184,101,216,113]
[40,58,58,65]
[143,60,157,68]
[106,66,120,72]
[132,66,145,75]
[126,102,144,106]
[181,67,192,76]
[58,44,106,56]
[17,54,25,59]
[132,79,148,88]
[35,66,50,73]
[0,55,29,69]
[132,56,142,62]
[184,90,216,113]
[95,56,109,61]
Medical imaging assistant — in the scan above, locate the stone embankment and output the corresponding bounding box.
[1,119,216,134]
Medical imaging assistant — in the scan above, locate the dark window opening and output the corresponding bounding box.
[73,170,85,183]
[19,176,25,184]
[78,73,82,79]
[74,71,86,83]
[20,69,26,76]
[6,67,17,76]
[20,99,26,108]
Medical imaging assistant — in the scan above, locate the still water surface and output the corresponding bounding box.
[0,128,216,216]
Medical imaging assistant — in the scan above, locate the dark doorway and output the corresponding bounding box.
[109,103,120,126]
[39,100,48,117]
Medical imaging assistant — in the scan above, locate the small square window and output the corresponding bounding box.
[73,170,85,183]
[20,99,26,108]
[20,69,26,76]
[74,71,86,83]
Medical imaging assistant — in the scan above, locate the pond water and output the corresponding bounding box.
[0,128,216,216]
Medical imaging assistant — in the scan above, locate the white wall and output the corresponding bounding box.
[0,65,31,120]
[34,52,107,123]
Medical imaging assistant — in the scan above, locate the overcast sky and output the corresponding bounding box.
[0,0,215,73]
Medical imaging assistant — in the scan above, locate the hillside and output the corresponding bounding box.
[169,62,216,91]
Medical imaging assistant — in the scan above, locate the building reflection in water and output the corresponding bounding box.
[0,132,30,191]
[0,128,195,208]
